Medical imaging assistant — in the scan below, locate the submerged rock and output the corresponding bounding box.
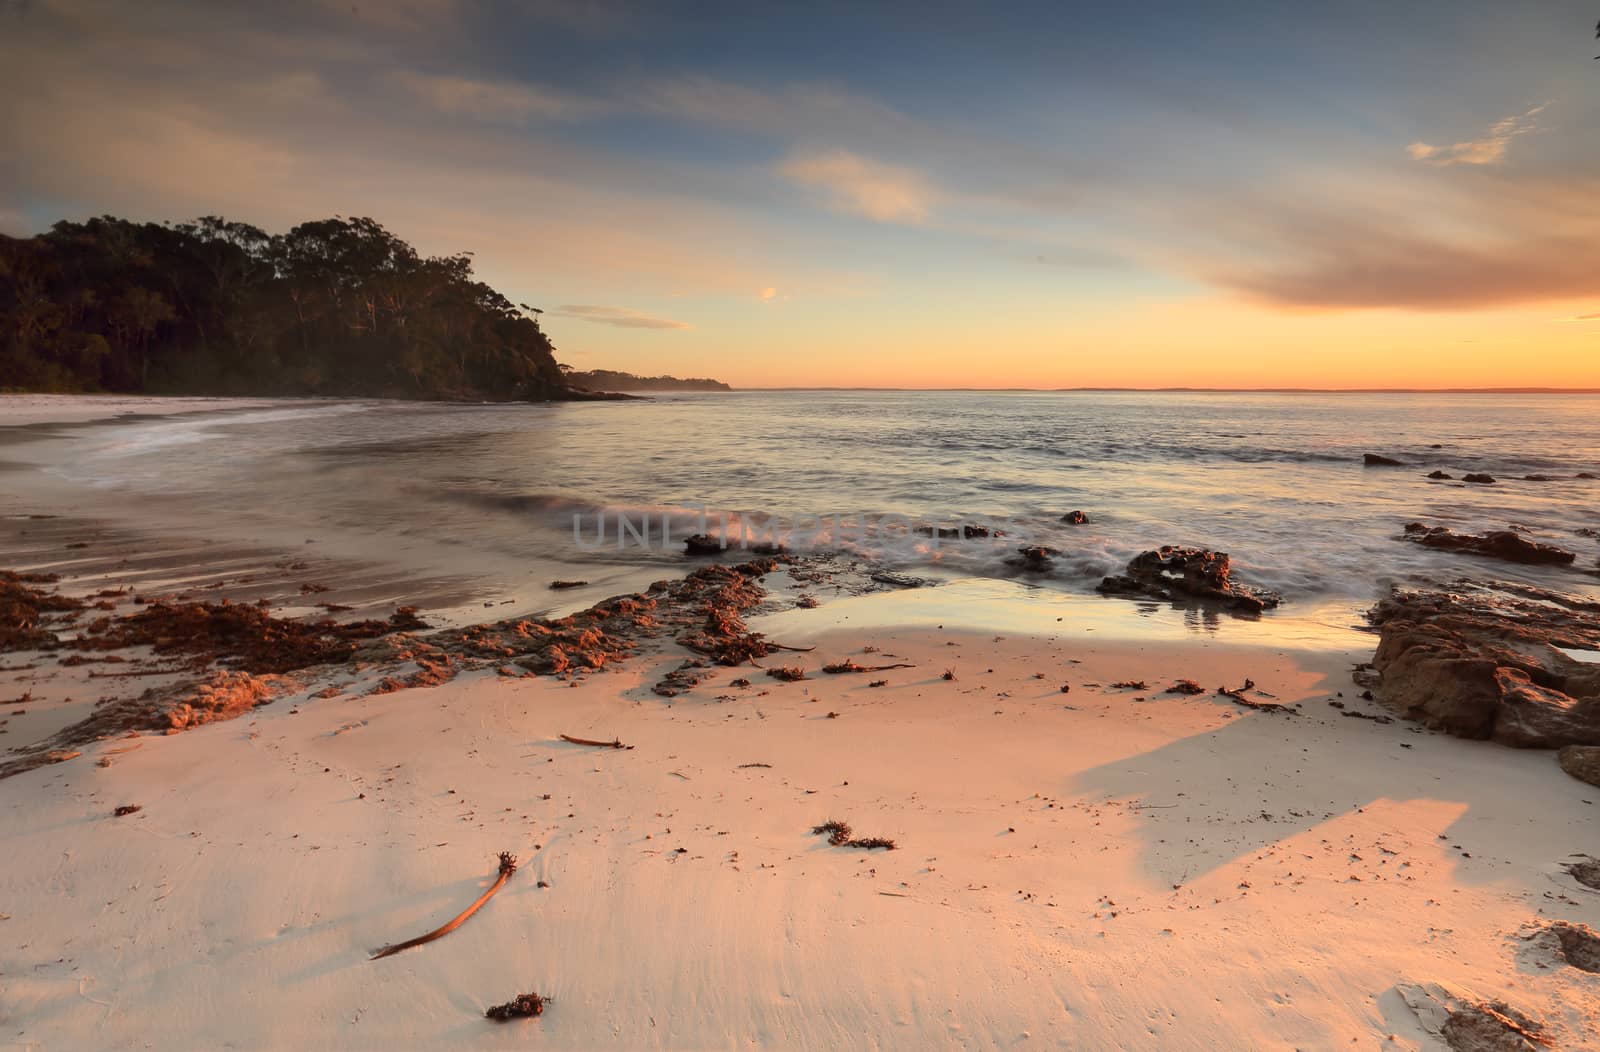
[1097,546,1281,614]
[1401,523,1576,566]
[1363,453,1404,466]
[1426,470,1453,480]
[1462,473,1496,484]
[1061,510,1088,525]
[683,534,723,556]
[1368,586,1600,748]
[1007,546,1058,573]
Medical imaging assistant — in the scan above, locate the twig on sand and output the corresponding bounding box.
[485,992,548,1020]
[371,852,518,960]
[737,762,772,768]
[1216,679,1294,714]
[559,734,634,749]
[821,658,917,674]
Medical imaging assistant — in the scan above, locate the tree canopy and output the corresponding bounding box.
[0,215,569,400]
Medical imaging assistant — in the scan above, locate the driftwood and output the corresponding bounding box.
[371,852,518,960]
[559,734,633,750]
[821,659,916,674]
[1216,679,1294,714]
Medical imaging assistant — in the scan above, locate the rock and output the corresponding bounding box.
[1364,453,1404,466]
[1061,510,1088,525]
[683,534,723,556]
[1462,473,1496,484]
[1523,474,1556,482]
[1426,470,1453,480]
[1579,472,1597,480]
[1368,586,1600,748]
[1007,546,1057,573]
[1558,745,1600,787]
[1440,1004,1544,1052]
[1401,523,1576,566]
[1097,546,1281,613]
[870,572,933,589]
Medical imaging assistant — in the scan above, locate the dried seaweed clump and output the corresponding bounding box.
[811,819,897,851]
[485,992,547,1021]
[71,600,427,674]
[1,571,83,652]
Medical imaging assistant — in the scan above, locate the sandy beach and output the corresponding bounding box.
[2,398,1599,1050]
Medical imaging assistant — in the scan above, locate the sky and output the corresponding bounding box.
[2,0,1598,389]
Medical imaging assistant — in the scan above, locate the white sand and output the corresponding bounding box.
[3,608,1597,1049]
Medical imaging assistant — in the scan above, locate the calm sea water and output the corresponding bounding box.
[5,391,1598,615]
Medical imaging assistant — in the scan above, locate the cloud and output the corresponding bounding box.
[390,71,604,122]
[758,287,778,302]
[1567,312,1600,321]
[778,149,935,224]
[548,305,692,329]
[1406,102,1549,166]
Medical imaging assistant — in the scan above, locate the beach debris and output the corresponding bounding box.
[942,668,957,681]
[868,679,888,687]
[1401,523,1576,566]
[112,804,143,817]
[548,580,588,590]
[485,992,547,1021]
[821,658,916,674]
[1164,679,1206,695]
[1363,453,1404,466]
[1368,585,1600,747]
[766,666,807,682]
[810,819,897,851]
[1097,546,1281,614]
[559,734,633,749]
[1061,510,1088,525]
[1110,680,1148,690]
[371,851,518,960]
[1216,679,1294,714]
[737,762,772,768]
[729,677,751,688]
[795,594,819,609]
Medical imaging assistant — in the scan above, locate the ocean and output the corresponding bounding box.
[4,391,1597,625]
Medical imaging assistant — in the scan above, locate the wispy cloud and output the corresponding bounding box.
[1406,102,1550,166]
[548,304,692,329]
[390,71,604,122]
[758,286,778,303]
[778,149,935,224]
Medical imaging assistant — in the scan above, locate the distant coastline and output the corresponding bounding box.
[561,368,731,393]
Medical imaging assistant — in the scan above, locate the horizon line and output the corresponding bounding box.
[726,385,1600,395]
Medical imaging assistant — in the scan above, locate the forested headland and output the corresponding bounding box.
[1,215,580,401]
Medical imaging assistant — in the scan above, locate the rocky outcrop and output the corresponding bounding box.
[1402,523,1576,566]
[1368,586,1600,748]
[1462,473,1496,484]
[1426,470,1453,480]
[1364,453,1404,466]
[1558,745,1600,787]
[1097,546,1281,613]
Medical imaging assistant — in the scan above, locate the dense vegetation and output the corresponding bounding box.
[562,368,730,392]
[0,215,571,400]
